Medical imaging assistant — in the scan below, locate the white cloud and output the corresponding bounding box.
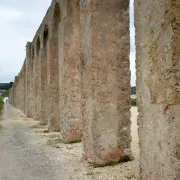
[0,1,51,82]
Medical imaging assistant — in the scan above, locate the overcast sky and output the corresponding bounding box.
[0,0,136,86]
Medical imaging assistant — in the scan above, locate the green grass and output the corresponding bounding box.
[31,124,40,129]
[69,140,81,144]
[46,138,61,146]
[0,96,4,113]
[131,99,137,106]
[0,96,4,132]
[0,82,13,90]
[0,97,3,131]
[131,86,136,94]
[1,90,9,97]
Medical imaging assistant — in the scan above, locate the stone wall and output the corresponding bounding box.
[10,0,84,137]
[10,0,132,167]
[135,0,180,179]
[40,25,49,125]
[15,1,180,176]
[10,0,180,176]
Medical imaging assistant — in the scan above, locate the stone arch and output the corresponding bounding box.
[47,2,61,131]
[36,37,41,56]
[43,25,49,48]
[52,2,61,35]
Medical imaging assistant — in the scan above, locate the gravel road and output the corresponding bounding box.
[0,103,139,180]
[0,104,68,180]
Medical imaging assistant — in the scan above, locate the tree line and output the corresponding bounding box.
[0,82,13,90]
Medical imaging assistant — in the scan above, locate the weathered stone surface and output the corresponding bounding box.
[34,37,42,120]
[10,0,133,168]
[45,2,61,132]
[26,42,34,117]
[40,26,49,125]
[80,0,131,166]
[135,0,180,179]
[23,61,26,112]
[47,37,60,131]
[59,0,82,143]
[9,1,64,132]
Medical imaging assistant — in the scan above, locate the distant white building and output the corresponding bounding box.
[131,94,137,100]
[0,89,6,96]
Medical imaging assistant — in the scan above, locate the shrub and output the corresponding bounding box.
[131,99,137,106]
[1,90,9,97]
[0,96,4,113]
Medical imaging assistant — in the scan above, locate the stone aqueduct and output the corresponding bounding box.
[9,0,180,179]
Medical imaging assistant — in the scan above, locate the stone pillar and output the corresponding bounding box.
[22,64,25,112]
[25,42,33,117]
[18,73,21,109]
[24,60,26,111]
[46,39,51,127]
[135,0,180,179]
[15,76,19,108]
[80,0,131,166]
[20,70,24,111]
[46,2,62,132]
[19,73,22,110]
[12,85,15,105]
[16,76,19,108]
[47,37,60,132]
[31,50,35,118]
[40,45,48,125]
[24,59,27,113]
[19,74,22,109]
[59,0,82,143]
[34,46,41,120]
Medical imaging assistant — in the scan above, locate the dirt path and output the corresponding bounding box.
[0,104,67,180]
[0,104,139,180]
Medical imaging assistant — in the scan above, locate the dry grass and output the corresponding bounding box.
[31,124,40,129]
[45,138,62,146]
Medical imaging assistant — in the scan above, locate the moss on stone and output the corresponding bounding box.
[69,140,81,144]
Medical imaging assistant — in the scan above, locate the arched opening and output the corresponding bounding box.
[129,0,138,166]
[52,3,61,35]
[43,25,49,48]
[36,37,40,56]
